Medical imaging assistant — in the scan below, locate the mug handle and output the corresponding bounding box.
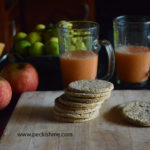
[99,40,115,80]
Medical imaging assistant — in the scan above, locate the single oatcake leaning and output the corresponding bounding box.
[119,101,150,126]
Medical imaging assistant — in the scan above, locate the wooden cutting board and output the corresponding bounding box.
[0,90,150,150]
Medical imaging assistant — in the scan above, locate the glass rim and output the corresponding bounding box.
[113,15,150,25]
[57,20,99,30]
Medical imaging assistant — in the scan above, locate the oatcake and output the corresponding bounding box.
[55,98,101,113]
[64,93,111,103]
[65,90,111,98]
[55,98,100,110]
[53,108,99,119]
[120,101,150,126]
[53,110,99,123]
[68,80,114,93]
[58,95,104,108]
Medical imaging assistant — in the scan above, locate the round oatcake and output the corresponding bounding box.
[55,97,101,110]
[120,101,150,126]
[53,108,99,119]
[63,93,110,103]
[55,97,101,113]
[65,90,111,98]
[58,95,103,108]
[53,110,99,123]
[68,80,114,93]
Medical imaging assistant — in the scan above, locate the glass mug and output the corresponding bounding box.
[57,21,115,87]
[113,16,150,88]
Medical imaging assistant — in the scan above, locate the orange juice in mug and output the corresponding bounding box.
[57,21,115,87]
[115,46,150,83]
[60,51,98,87]
[113,16,150,88]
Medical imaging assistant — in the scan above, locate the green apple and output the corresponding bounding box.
[83,36,93,50]
[71,37,77,45]
[14,40,31,56]
[42,24,54,43]
[27,32,42,44]
[70,45,76,51]
[29,42,44,56]
[34,24,46,31]
[14,32,27,43]
[45,37,59,56]
[57,20,67,24]
[57,20,73,28]
[43,23,58,42]
[80,42,86,50]
[74,37,86,50]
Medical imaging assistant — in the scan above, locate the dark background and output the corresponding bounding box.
[1,0,150,89]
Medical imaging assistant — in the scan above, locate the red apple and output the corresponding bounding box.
[0,76,12,110]
[1,62,39,95]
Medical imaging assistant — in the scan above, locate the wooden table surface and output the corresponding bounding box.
[0,90,150,150]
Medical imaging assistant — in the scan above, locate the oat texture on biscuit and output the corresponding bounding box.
[121,101,150,126]
[55,98,100,112]
[68,80,114,93]
[53,109,99,119]
[53,110,99,123]
[58,95,104,108]
[65,90,110,98]
[64,93,111,103]
[54,104,100,114]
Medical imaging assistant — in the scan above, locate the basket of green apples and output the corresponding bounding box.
[11,23,63,90]
[13,23,59,57]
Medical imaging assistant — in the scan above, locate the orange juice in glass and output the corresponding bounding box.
[58,21,115,87]
[60,51,98,86]
[113,16,150,88]
[115,46,150,83]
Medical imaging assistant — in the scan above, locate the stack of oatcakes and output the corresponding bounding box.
[53,80,114,122]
